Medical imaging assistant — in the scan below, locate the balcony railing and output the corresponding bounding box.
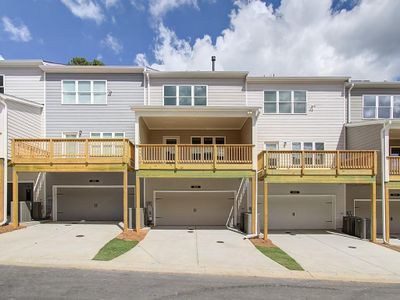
[388,156,400,176]
[12,138,134,166]
[258,150,376,176]
[139,144,253,170]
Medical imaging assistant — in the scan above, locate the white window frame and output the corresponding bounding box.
[163,85,208,106]
[0,74,4,94]
[263,90,307,115]
[264,142,279,150]
[90,132,125,139]
[291,142,325,151]
[362,95,400,120]
[61,80,108,105]
[190,136,226,144]
[162,136,180,144]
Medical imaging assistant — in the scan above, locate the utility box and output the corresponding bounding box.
[129,208,145,229]
[354,217,371,240]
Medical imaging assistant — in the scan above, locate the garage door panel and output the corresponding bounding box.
[269,196,334,230]
[156,192,233,226]
[57,188,124,221]
[355,201,400,234]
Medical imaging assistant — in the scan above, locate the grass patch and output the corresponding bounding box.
[93,238,138,261]
[255,246,304,271]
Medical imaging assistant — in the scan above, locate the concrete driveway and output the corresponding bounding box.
[112,227,290,277]
[270,230,400,281]
[0,223,121,266]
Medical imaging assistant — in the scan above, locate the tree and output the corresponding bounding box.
[68,57,105,66]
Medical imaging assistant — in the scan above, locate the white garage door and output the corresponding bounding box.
[155,191,234,226]
[355,200,400,234]
[269,195,335,230]
[57,187,133,222]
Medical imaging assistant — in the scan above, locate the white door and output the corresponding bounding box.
[155,191,234,226]
[269,195,335,230]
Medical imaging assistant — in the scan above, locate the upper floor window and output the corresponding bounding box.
[90,132,125,138]
[0,75,4,94]
[163,85,207,106]
[62,80,107,105]
[363,95,400,119]
[264,90,307,114]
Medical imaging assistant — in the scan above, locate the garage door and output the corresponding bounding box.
[269,196,335,230]
[355,200,400,234]
[155,191,234,226]
[57,187,133,222]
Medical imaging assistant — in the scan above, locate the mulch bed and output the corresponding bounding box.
[0,224,26,234]
[250,238,277,248]
[117,228,149,242]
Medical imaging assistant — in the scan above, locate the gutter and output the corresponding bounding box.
[380,120,391,244]
[0,98,8,225]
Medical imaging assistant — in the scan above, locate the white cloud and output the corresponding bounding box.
[139,0,400,80]
[2,17,32,42]
[101,33,123,54]
[60,0,104,24]
[103,0,119,8]
[149,0,200,20]
[0,54,4,60]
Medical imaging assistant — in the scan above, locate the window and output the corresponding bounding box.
[90,132,125,156]
[191,136,226,161]
[264,142,279,151]
[264,90,307,114]
[163,85,207,106]
[292,142,325,166]
[62,132,79,156]
[0,75,4,94]
[90,132,125,138]
[362,95,400,119]
[291,142,325,151]
[62,80,107,104]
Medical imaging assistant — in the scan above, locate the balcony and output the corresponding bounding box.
[12,138,134,167]
[139,144,253,170]
[258,150,377,181]
[388,156,400,180]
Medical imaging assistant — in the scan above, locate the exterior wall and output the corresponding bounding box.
[45,73,144,141]
[248,82,346,152]
[240,118,252,144]
[350,87,400,123]
[139,117,150,144]
[0,66,44,103]
[148,77,246,106]
[145,129,243,144]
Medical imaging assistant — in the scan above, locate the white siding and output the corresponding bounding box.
[46,73,144,141]
[149,77,246,106]
[0,67,44,103]
[248,82,346,151]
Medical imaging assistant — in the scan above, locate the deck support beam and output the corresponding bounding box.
[251,174,257,234]
[135,175,141,232]
[12,169,19,228]
[371,182,377,242]
[0,159,4,225]
[123,169,128,232]
[385,186,390,243]
[263,179,268,240]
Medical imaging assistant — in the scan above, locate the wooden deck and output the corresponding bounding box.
[138,144,254,171]
[388,156,400,182]
[258,150,377,183]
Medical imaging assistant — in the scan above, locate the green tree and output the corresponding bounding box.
[68,57,105,66]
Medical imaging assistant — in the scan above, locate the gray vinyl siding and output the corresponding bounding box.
[149,77,246,106]
[248,82,346,151]
[350,87,400,123]
[45,73,144,141]
[7,101,42,159]
[0,67,44,103]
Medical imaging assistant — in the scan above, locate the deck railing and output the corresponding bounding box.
[258,150,376,176]
[388,156,400,176]
[12,138,134,165]
[139,144,253,169]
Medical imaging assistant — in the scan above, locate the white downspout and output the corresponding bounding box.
[146,72,151,105]
[0,98,8,225]
[380,120,391,244]
[347,83,354,124]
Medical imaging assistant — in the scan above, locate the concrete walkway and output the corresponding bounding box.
[270,230,400,282]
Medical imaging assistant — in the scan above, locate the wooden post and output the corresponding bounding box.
[12,169,19,228]
[135,175,141,232]
[301,151,305,176]
[123,169,128,231]
[265,151,269,175]
[213,144,217,170]
[371,182,377,242]
[84,139,89,163]
[174,144,178,170]
[336,150,340,176]
[385,186,390,243]
[263,179,268,240]
[251,174,257,234]
[49,139,54,163]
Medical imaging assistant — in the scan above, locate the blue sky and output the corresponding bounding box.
[0,0,398,81]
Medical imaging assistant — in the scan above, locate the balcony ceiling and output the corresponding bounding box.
[142,116,248,130]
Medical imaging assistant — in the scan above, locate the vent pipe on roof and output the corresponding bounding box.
[211,56,216,71]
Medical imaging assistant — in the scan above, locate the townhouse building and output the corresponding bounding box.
[1,59,394,243]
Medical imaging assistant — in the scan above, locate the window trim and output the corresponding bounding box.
[0,74,5,94]
[61,80,108,105]
[263,90,307,115]
[162,136,180,144]
[362,95,400,120]
[190,136,226,144]
[89,132,125,139]
[291,142,325,150]
[62,132,79,139]
[162,84,208,106]
[264,142,279,151]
